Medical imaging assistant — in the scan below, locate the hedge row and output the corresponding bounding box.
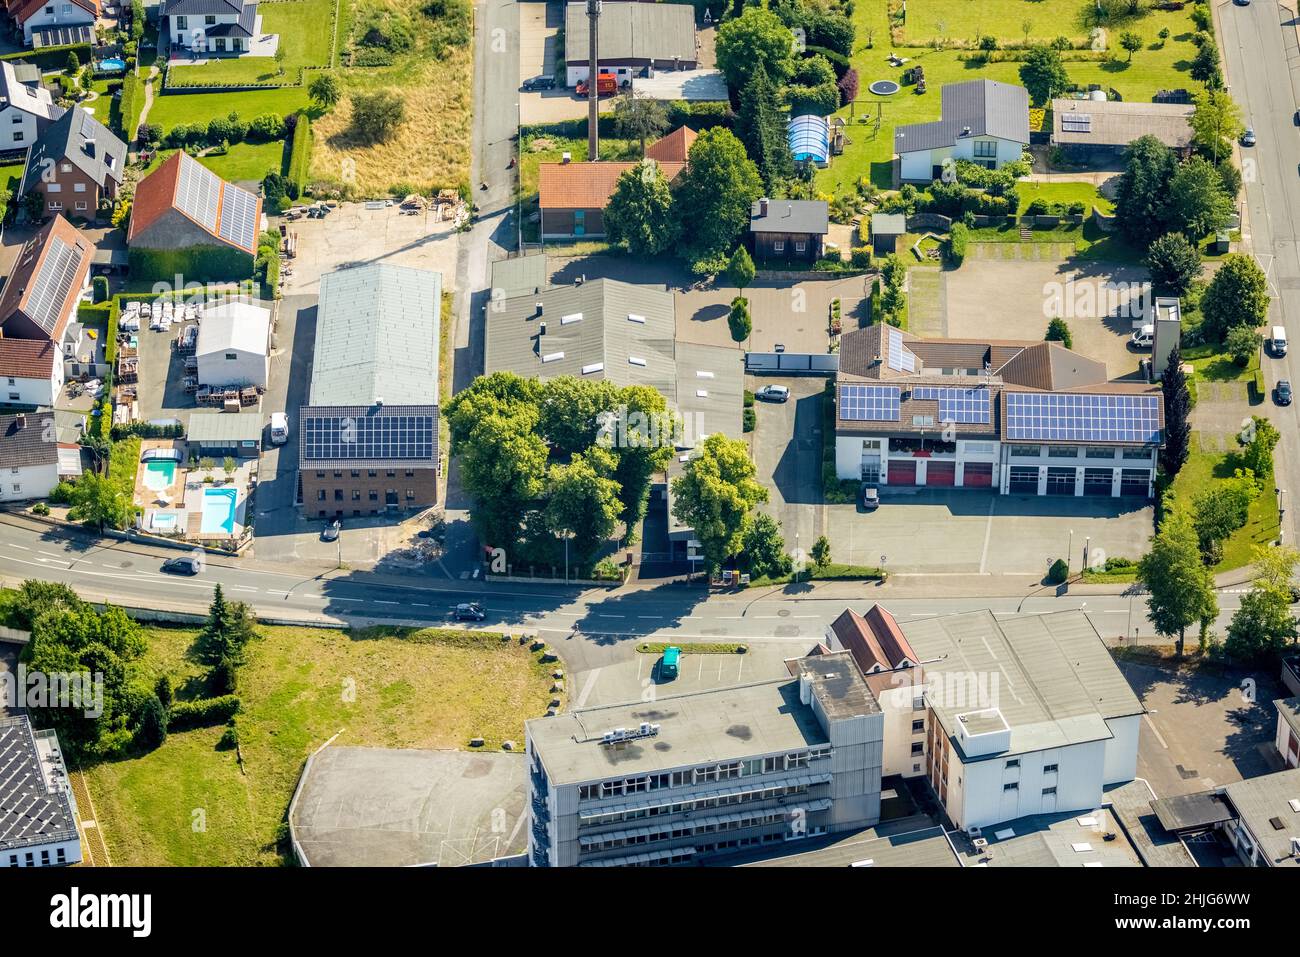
[118,73,141,141]
[287,112,312,198]
[167,695,242,731]
[0,43,90,70]
[128,245,256,284]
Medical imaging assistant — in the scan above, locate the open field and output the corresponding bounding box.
[85,623,556,866]
[902,0,1159,44]
[165,0,339,87]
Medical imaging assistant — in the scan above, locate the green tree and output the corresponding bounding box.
[196,584,260,666]
[1201,253,1270,341]
[670,433,769,574]
[1190,37,1223,88]
[1168,156,1232,240]
[785,54,840,116]
[741,512,792,579]
[604,160,678,256]
[1045,316,1073,349]
[1160,344,1191,475]
[675,127,764,264]
[1239,416,1280,480]
[66,471,134,531]
[544,448,623,561]
[457,412,549,550]
[1191,470,1258,565]
[308,72,342,109]
[1114,135,1177,245]
[726,245,755,292]
[605,384,675,530]
[1018,45,1070,104]
[1190,89,1244,165]
[735,60,793,190]
[65,51,80,76]
[537,376,621,458]
[810,535,831,569]
[1145,232,1202,295]
[1225,325,1261,366]
[716,6,795,92]
[349,90,405,143]
[1139,510,1219,656]
[134,694,168,751]
[274,46,286,76]
[728,295,752,344]
[1226,587,1298,661]
[613,91,669,155]
[1120,31,1143,61]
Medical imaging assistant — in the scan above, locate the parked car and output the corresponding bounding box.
[269,411,289,445]
[860,484,880,511]
[660,646,681,681]
[1241,127,1256,146]
[322,519,341,541]
[1275,380,1293,406]
[755,385,790,403]
[454,602,486,621]
[161,556,201,575]
[522,76,555,91]
[1270,326,1289,357]
[1129,325,1154,349]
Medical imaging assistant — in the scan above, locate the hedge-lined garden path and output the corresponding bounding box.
[133,65,160,147]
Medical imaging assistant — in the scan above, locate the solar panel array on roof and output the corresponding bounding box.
[24,236,81,336]
[1005,393,1160,443]
[840,384,900,422]
[218,183,259,252]
[1060,113,1092,132]
[911,386,991,424]
[302,411,436,462]
[887,327,916,373]
[176,155,221,232]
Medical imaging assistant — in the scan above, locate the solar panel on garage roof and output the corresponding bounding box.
[840,384,900,422]
[176,154,221,232]
[24,237,81,336]
[302,412,437,462]
[218,184,258,252]
[911,386,991,425]
[1004,393,1160,443]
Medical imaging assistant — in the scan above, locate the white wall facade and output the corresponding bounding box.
[168,13,245,52]
[3,835,82,867]
[834,434,1000,487]
[898,136,1023,182]
[1102,715,1141,785]
[1277,713,1300,770]
[0,105,39,151]
[196,347,267,389]
[565,63,637,88]
[21,3,95,44]
[1,462,59,502]
[874,680,928,778]
[946,739,1107,831]
[2,365,61,407]
[1001,444,1156,498]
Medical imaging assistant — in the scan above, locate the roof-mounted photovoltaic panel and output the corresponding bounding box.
[175,154,221,233]
[1004,392,1160,443]
[839,384,901,422]
[302,411,437,462]
[887,326,916,373]
[1060,113,1092,132]
[911,386,992,424]
[217,182,259,252]
[24,236,80,336]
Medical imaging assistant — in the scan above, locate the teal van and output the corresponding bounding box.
[661,646,682,680]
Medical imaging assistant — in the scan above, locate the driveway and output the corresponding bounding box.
[519,1,615,123]
[748,376,827,558]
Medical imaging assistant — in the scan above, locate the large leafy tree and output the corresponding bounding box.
[1201,253,1270,341]
[1226,588,1297,661]
[605,384,675,530]
[671,433,769,574]
[735,61,793,190]
[1191,470,1258,565]
[537,376,621,457]
[675,127,764,265]
[1239,415,1280,480]
[612,91,669,154]
[455,411,549,550]
[1168,156,1232,240]
[716,6,795,92]
[1160,344,1191,476]
[1139,509,1219,656]
[1190,88,1244,164]
[1190,36,1223,88]
[741,512,792,579]
[1018,45,1070,104]
[1114,135,1178,245]
[308,71,342,109]
[349,90,405,143]
[1145,233,1202,295]
[67,471,135,531]
[544,448,623,560]
[604,161,679,256]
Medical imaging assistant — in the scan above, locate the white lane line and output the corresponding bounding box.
[9,544,29,551]
[331,597,363,602]
[978,496,995,575]
[1143,714,1169,750]
[637,616,659,620]
[575,668,601,709]
[597,614,623,619]
[38,550,66,559]
[375,600,398,605]
[412,603,429,608]
[266,591,289,597]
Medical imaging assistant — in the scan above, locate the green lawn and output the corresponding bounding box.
[902,0,1154,44]
[519,128,639,242]
[85,622,557,866]
[1168,433,1281,573]
[165,0,338,87]
[1184,341,1259,384]
[145,86,313,133]
[139,142,287,183]
[1016,180,1114,215]
[965,218,1144,260]
[823,2,1205,193]
[0,160,24,196]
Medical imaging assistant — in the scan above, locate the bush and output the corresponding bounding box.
[1047,558,1069,584]
[247,112,285,142]
[167,695,241,731]
[287,112,312,199]
[30,502,50,516]
[947,222,968,265]
[743,407,756,432]
[850,246,872,269]
[92,275,109,303]
[1225,324,1261,365]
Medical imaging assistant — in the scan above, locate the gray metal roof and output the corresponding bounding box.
[490,253,549,301]
[162,0,245,15]
[750,199,829,236]
[0,413,57,468]
[24,107,126,191]
[871,213,906,235]
[900,609,1144,761]
[1275,696,1300,741]
[739,823,959,867]
[895,80,1030,155]
[1222,769,1300,866]
[186,411,263,443]
[564,1,696,65]
[672,341,743,443]
[309,264,441,407]
[0,716,79,853]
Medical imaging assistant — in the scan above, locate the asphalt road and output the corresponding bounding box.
[1220,0,1300,543]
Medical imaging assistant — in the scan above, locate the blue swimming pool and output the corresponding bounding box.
[142,460,177,491]
[200,487,238,535]
[98,58,126,73]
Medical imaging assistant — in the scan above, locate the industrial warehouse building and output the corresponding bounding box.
[832,324,1164,498]
[562,1,698,87]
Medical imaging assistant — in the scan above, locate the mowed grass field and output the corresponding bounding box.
[820,1,1205,193]
[165,0,339,87]
[85,623,556,866]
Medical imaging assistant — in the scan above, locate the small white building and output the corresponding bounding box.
[1277,698,1300,770]
[0,715,82,867]
[0,411,61,502]
[196,300,271,389]
[0,61,63,151]
[0,339,63,408]
[895,79,1029,183]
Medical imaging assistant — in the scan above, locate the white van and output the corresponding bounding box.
[1130,325,1154,350]
[1271,326,1288,357]
[270,412,289,446]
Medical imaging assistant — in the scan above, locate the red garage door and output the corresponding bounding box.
[963,462,994,487]
[926,461,956,486]
[887,460,917,486]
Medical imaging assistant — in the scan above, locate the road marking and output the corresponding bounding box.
[575,668,601,709]
[331,597,363,602]
[978,496,996,574]
[1143,714,1169,750]
[637,616,659,620]
[412,603,429,608]
[597,614,623,619]
[38,550,65,559]
[9,544,28,551]
[375,600,398,605]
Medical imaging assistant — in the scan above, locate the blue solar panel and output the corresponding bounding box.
[911,386,991,424]
[1004,393,1160,443]
[302,411,437,461]
[839,385,900,422]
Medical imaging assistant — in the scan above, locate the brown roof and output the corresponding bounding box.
[0,337,56,378]
[0,214,91,344]
[12,0,96,21]
[995,341,1108,391]
[645,126,697,163]
[830,606,919,674]
[126,150,182,244]
[1051,98,1195,151]
[128,151,263,255]
[538,159,685,210]
[839,325,1038,381]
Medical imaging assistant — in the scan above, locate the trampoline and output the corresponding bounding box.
[869,79,901,96]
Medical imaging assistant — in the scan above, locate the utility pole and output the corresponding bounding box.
[587,0,601,161]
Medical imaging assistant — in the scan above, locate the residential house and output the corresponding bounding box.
[644,125,695,163]
[162,0,265,56]
[0,411,59,500]
[1051,98,1195,162]
[0,60,63,153]
[895,79,1030,183]
[195,299,271,388]
[0,716,81,866]
[526,651,884,867]
[0,337,61,406]
[299,264,442,517]
[1277,698,1300,770]
[563,1,697,87]
[749,197,828,262]
[832,324,1164,498]
[21,108,126,218]
[10,0,97,47]
[127,150,263,277]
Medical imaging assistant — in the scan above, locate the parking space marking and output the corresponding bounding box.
[1143,714,1169,750]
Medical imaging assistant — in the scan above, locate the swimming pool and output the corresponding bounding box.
[149,512,179,532]
[98,58,126,72]
[200,488,238,535]
[142,460,177,491]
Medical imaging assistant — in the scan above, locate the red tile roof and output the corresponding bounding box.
[829,605,918,674]
[126,151,183,244]
[0,337,56,378]
[645,126,697,163]
[538,159,685,209]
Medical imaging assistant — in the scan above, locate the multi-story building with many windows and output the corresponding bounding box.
[525,652,884,867]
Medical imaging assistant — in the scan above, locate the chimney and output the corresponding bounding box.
[539,320,547,337]
[759,197,769,216]
[375,397,384,408]
[15,412,26,430]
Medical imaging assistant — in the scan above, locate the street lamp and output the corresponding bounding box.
[1084,535,1091,573]
[1067,528,1074,577]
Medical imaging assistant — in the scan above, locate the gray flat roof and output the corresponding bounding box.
[901,609,1144,760]
[1152,789,1235,833]
[750,199,829,236]
[310,264,441,407]
[490,254,549,300]
[672,340,744,443]
[739,823,958,867]
[186,411,263,443]
[564,1,696,64]
[949,808,1142,867]
[871,213,906,235]
[1223,769,1300,866]
[1277,697,1300,741]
